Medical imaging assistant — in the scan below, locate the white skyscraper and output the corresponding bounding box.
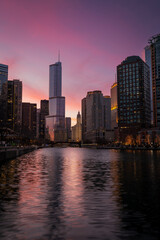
[45,61,66,142]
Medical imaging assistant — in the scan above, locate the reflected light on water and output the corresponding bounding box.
[0,148,160,240]
[62,149,84,226]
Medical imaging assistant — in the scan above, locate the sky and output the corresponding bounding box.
[0,0,160,124]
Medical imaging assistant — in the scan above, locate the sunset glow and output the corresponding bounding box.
[1,0,160,122]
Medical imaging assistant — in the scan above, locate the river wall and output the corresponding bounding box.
[0,147,37,163]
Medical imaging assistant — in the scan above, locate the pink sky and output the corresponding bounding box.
[1,0,160,124]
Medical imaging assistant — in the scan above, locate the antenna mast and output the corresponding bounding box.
[58,50,60,62]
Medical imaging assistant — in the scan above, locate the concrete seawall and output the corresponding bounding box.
[0,147,37,163]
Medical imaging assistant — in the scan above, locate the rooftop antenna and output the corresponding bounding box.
[58,50,60,62]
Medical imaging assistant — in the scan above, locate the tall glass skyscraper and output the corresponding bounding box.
[45,61,66,142]
[0,64,8,128]
[117,56,151,138]
[145,34,160,127]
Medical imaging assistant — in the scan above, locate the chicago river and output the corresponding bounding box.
[0,148,160,240]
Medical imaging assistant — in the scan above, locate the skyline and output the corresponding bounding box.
[1,0,160,122]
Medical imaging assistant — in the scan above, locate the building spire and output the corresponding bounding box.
[58,50,60,62]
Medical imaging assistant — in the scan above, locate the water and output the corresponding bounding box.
[0,148,160,240]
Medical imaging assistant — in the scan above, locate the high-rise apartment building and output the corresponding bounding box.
[39,100,49,139]
[117,56,151,136]
[36,109,40,139]
[111,82,118,129]
[45,61,66,142]
[7,80,22,133]
[145,34,160,127]
[104,96,111,130]
[22,103,37,139]
[82,91,111,143]
[71,112,82,142]
[22,103,31,137]
[31,104,37,138]
[0,64,8,128]
[65,117,71,141]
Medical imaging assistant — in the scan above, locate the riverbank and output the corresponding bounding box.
[38,143,160,151]
[81,144,160,150]
[1,145,159,164]
[0,146,38,163]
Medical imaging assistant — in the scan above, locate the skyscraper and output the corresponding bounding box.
[117,56,151,137]
[22,103,37,139]
[71,112,82,142]
[7,80,22,133]
[65,117,71,141]
[145,34,160,127]
[82,91,111,143]
[111,82,118,129]
[0,64,8,128]
[39,99,49,139]
[36,109,40,139]
[104,96,111,130]
[45,61,66,142]
[145,45,153,125]
[30,103,37,138]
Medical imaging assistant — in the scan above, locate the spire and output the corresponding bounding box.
[77,111,81,124]
[115,73,117,83]
[58,50,60,62]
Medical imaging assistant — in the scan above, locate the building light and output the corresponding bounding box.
[111,106,118,111]
[111,83,117,89]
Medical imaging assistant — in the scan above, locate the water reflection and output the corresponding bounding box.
[0,148,160,239]
[0,159,20,202]
[112,151,160,239]
[0,159,20,239]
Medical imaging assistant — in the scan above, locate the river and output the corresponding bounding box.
[0,148,160,240]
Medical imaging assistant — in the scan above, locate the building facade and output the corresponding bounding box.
[0,64,8,128]
[7,80,22,133]
[145,45,153,125]
[39,100,49,139]
[111,82,118,129]
[65,117,71,141]
[145,34,160,127]
[104,96,111,130]
[36,109,40,139]
[45,61,66,142]
[82,91,111,143]
[22,103,37,139]
[71,112,82,142]
[117,56,151,137]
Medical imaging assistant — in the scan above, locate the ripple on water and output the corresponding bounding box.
[0,148,160,239]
